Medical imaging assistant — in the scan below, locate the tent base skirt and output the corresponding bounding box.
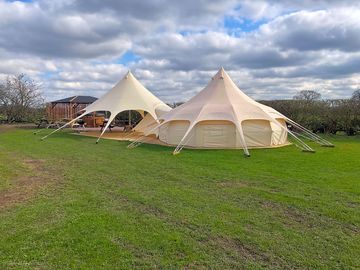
[75,130,292,150]
[160,141,293,150]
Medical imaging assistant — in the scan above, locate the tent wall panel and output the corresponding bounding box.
[158,118,289,149]
[133,113,158,134]
[159,121,190,145]
[271,118,288,146]
[242,120,272,147]
[194,121,236,148]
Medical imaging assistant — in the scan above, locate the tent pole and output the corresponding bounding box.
[285,118,334,146]
[288,130,314,152]
[173,130,196,155]
[237,124,250,157]
[41,112,88,140]
[291,130,321,143]
[173,123,197,155]
[271,120,315,152]
[96,113,116,144]
[229,105,250,157]
[33,124,51,135]
[129,110,131,126]
[127,121,167,149]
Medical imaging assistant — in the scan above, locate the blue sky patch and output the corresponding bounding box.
[41,71,57,79]
[116,51,141,64]
[224,16,266,35]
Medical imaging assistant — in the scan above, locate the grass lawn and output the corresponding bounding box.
[0,127,359,269]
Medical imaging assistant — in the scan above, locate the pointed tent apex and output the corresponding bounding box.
[213,67,226,80]
[125,70,132,79]
[220,67,226,78]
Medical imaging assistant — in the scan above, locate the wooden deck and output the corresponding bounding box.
[73,128,167,146]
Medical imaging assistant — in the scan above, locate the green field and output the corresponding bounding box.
[0,127,359,269]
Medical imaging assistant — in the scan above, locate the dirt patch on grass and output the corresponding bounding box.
[283,206,311,225]
[183,263,208,270]
[110,193,288,268]
[108,192,206,233]
[23,159,45,168]
[347,201,360,208]
[0,157,56,210]
[260,200,311,223]
[260,200,317,229]
[205,235,293,269]
[260,200,278,210]
[284,208,360,236]
[216,181,250,188]
[0,124,15,133]
[259,200,360,235]
[213,236,271,262]
[133,200,168,219]
[0,124,37,131]
[111,236,156,264]
[108,193,170,221]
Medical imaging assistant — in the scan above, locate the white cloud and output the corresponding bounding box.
[261,9,360,52]
[0,0,359,104]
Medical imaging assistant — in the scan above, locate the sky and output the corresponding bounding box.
[0,0,360,103]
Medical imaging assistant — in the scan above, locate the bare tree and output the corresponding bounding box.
[351,89,360,101]
[0,74,43,123]
[293,90,322,101]
[350,89,360,134]
[289,90,324,132]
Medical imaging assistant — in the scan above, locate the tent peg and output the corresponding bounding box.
[302,149,316,153]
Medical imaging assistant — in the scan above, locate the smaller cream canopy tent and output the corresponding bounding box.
[42,71,171,142]
[129,67,333,156]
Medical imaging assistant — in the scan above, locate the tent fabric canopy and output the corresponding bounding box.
[42,71,171,142]
[136,67,332,155]
[42,68,333,155]
[82,71,170,121]
[133,113,161,135]
[145,68,291,155]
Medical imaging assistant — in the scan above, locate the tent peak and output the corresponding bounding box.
[220,67,226,77]
[212,67,227,80]
[125,70,133,79]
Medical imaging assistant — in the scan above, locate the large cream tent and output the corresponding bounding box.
[42,71,171,142]
[129,68,333,156]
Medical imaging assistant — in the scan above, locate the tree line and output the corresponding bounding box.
[261,90,360,136]
[0,74,359,135]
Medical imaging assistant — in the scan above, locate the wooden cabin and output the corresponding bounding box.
[46,96,105,127]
